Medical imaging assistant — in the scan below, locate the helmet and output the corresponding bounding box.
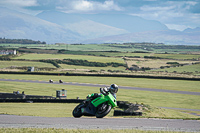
[110,84,118,94]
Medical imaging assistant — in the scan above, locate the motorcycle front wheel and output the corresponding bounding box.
[96,103,111,118]
[72,103,83,118]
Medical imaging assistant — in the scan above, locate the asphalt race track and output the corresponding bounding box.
[0,115,200,131]
[1,79,200,95]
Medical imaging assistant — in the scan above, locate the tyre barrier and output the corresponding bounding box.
[115,101,143,116]
[114,110,142,116]
[117,101,140,111]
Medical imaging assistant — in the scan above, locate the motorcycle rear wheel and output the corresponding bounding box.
[96,103,111,118]
[72,103,83,118]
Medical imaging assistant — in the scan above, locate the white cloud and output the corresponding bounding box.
[131,1,200,31]
[57,0,122,13]
[140,5,175,12]
[101,1,122,11]
[0,0,38,7]
[73,0,94,11]
[0,0,39,15]
[166,24,192,31]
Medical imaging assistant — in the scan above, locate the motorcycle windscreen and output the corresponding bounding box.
[106,93,117,107]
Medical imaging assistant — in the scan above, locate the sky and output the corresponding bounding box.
[0,0,200,31]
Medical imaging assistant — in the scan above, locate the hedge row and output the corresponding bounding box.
[39,60,61,68]
[39,59,126,68]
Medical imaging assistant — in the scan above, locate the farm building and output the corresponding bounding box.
[0,49,17,55]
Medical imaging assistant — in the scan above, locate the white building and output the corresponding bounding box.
[0,49,17,55]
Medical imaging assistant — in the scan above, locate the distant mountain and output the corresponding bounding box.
[83,29,200,45]
[183,27,200,33]
[36,11,129,39]
[0,7,199,45]
[37,11,168,34]
[80,13,169,33]
[0,7,81,43]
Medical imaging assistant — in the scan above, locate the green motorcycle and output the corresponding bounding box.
[72,88,117,118]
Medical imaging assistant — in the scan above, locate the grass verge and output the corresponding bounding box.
[0,103,199,119]
[0,74,199,92]
[1,128,198,133]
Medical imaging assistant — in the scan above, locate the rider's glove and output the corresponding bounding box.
[86,94,91,99]
[100,87,109,95]
[103,87,109,92]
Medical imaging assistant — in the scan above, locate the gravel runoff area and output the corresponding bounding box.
[0,115,200,132]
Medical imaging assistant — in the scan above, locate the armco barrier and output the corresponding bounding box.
[0,93,53,99]
[0,93,25,99]
[0,98,84,103]
[0,93,84,103]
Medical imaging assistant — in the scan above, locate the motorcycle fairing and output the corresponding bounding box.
[81,103,97,116]
[91,93,117,108]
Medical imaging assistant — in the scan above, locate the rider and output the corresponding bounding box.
[87,84,118,101]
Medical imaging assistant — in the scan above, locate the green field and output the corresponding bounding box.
[0,61,55,69]
[8,53,128,72]
[5,52,199,78]
[1,43,141,52]
[154,53,200,60]
[62,50,151,57]
[126,58,199,69]
[2,43,200,54]
[151,63,200,73]
[16,47,200,60]
[62,51,200,60]
[1,43,200,78]
[13,53,125,64]
[2,54,199,75]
